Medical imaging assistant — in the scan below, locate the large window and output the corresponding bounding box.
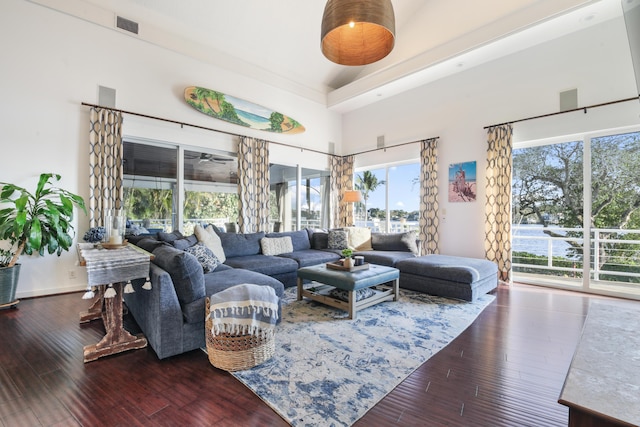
[512,128,640,298]
[269,164,330,232]
[123,140,239,234]
[354,162,420,233]
[123,142,177,233]
[182,149,239,234]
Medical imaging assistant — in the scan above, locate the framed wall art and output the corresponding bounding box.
[448,161,477,202]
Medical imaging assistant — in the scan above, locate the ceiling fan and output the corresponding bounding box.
[196,153,235,164]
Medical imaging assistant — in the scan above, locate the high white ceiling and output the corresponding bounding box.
[32,0,623,111]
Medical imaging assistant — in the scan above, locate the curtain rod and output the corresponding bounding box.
[484,96,639,129]
[347,137,439,157]
[81,102,439,158]
[81,102,330,156]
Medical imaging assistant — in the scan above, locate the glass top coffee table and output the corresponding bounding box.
[296,263,400,319]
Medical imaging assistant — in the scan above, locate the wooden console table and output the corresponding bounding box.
[77,243,152,363]
[558,301,640,426]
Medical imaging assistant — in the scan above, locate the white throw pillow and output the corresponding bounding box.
[260,236,293,256]
[194,224,226,263]
[345,226,373,251]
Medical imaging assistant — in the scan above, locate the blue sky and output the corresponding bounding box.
[357,164,421,213]
[448,161,477,182]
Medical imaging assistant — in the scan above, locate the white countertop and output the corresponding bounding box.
[559,301,640,425]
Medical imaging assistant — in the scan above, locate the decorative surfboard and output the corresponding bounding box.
[184,86,305,135]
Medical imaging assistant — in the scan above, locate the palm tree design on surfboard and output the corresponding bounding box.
[185,86,305,134]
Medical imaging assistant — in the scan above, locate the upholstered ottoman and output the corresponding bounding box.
[396,255,498,301]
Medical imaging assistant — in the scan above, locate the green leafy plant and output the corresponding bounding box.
[341,248,353,258]
[0,173,86,268]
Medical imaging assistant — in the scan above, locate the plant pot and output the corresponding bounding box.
[0,264,20,306]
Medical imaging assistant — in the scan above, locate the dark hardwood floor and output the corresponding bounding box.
[0,283,635,426]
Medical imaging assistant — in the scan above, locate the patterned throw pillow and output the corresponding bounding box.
[260,236,294,256]
[328,230,349,250]
[330,287,375,302]
[184,242,220,273]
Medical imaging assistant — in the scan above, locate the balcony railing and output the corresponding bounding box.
[512,226,640,285]
[129,218,420,234]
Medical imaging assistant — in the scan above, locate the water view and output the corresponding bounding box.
[512,225,574,257]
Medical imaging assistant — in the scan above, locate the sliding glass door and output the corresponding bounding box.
[123,139,239,234]
[123,141,177,233]
[588,131,640,295]
[182,149,239,234]
[512,128,640,299]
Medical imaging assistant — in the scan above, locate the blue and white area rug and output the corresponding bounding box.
[230,287,495,426]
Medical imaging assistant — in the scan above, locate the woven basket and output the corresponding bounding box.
[205,298,275,372]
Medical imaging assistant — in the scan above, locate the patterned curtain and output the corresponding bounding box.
[329,156,342,228]
[238,136,270,233]
[419,138,439,255]
[485,124,513,281]
[330,155,355,228]
[88,107,124,228]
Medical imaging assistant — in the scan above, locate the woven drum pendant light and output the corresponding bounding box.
[321,0,396,66]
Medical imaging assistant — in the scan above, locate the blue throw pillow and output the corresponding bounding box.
[184,242,220,273]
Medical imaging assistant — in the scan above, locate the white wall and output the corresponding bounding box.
[0,0,341,297]
[343,16,640,258]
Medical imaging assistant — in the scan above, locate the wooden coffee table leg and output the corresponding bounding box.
[297,278,303,301]
[393,278,399,301]
[348,290,356,319]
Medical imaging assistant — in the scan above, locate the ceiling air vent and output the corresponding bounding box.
[116,16,139,35]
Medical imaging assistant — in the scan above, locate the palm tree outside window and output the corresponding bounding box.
[355,170,386,225]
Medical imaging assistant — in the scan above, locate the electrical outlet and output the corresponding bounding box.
[68,269,77,280]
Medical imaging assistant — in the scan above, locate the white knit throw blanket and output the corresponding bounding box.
[207,284,279,338]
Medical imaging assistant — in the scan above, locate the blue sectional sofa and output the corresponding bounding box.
[123,227,421,359]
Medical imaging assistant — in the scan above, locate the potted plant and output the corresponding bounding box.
[0,173,86,307]
[341,248,354,268]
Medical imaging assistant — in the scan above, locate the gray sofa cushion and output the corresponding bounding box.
[135,237,167,253]
[371,231,419,254]
[277,249,341,267]
[171,234,198,250]
[311,231,329,249]
[181,269,285,324]
[396,255,498,283]
[127,233,157,245]
[157,230,184,243]
[152,245,205,306]
[223,254,298,277]
[305,227,327,243]
[266,229,311,251]
[353,250,417,267]
[216,230,265,258]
